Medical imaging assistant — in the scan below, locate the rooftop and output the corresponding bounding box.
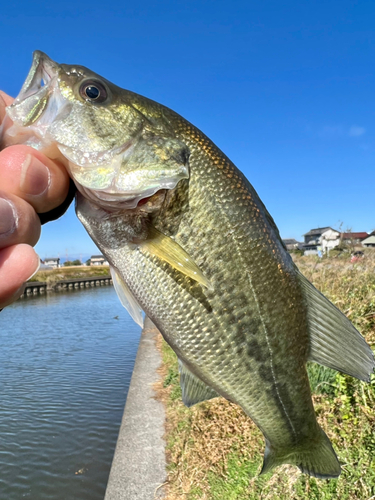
[303,227,332,236]
[283,238,300,245]
[341,232,369,240]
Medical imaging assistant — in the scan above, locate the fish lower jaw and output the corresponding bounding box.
[76,183,167,212]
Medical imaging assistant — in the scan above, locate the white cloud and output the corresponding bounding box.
[349,125,366,137]
[318,125,343,138]
[318,124,366,139]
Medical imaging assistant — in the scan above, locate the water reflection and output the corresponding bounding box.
[0,287,141,500]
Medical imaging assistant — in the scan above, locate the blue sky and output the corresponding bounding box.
[1,1,374,260]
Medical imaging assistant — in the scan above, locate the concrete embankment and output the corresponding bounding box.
[20,276,112,297]
[104,317,166,500]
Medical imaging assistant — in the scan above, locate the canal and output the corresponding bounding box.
[0,286,142,499]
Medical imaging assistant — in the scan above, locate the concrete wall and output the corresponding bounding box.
[104,318,166,500]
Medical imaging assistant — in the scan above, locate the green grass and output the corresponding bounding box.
[28,266,110,282]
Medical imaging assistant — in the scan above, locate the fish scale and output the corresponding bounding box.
[3,51,374,479]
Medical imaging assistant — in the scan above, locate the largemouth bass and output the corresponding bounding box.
[2,51,374,479]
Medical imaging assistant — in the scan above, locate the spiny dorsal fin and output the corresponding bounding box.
[298,270,374,382]
[110,265,144,327]
[139,226,211,289]
[178,359,219,407]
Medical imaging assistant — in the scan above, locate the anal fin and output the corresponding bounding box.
[178,359,219,407]
[298,271,375,382]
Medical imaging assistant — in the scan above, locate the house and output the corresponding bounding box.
[302,227,340,255]
[302,227,330,255]
[362,235,375,248]
[321,228,341,253]
[90,255,109,266]
[282,239,303,251]
[341,232,369,245]
[44,257,60,268]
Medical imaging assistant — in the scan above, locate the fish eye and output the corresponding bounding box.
[79,80,108,103]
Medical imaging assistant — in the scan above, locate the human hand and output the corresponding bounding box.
[0,91,71,308]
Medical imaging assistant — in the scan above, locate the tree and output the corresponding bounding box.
[72,259,82,266]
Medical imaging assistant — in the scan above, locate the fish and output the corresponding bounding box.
[2,51,374,479]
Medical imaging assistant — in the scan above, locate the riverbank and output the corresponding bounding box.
[21,266,112,297]
[158,252,375,499]
[29,266,110,283]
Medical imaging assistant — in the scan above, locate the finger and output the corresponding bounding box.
[0,244,40,309]
[0,145,70,214]
[0,91,13,123]
[0,191,41,249]
[0,90,13,107]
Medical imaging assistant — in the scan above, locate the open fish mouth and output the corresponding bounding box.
[16,51,57,102]
[7,51,60,129]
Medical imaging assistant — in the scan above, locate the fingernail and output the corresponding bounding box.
[20,154,51,196]
[0,197,17,236]
[26,258,40,281]
[0,94,6,123]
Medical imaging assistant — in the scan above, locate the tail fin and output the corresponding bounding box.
[260,428,341,479]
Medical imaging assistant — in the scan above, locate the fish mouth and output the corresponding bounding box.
[6,51,61,128]
[15,51,57,103]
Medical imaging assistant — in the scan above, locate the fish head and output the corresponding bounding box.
[3,51,190,209]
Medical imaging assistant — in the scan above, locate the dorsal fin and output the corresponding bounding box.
[138,226,211,289]
[298,271,374,382]
[178,359,219,407]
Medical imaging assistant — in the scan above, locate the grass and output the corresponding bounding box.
[28,266,110,283]
[157,249,375,499]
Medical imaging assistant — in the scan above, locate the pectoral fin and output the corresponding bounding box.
[139,226,211,289]
[178,359,219,407]
[110,266,144,327]
[298,271,375,381]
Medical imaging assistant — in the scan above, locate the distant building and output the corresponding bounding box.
[321,228,341,254]
[302,227,340,255]
[90,255,109,266]
[341,232,369,245]
[282,239,303,251]
[44,257,60,268]
[362,235,375,248]
[40,263,53,270]
[302,227,330,255]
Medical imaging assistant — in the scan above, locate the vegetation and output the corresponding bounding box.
[63,259,82,266]
[28,265,110,283]
[158,250,375,499]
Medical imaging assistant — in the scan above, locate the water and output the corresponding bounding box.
[0,287,141,500]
